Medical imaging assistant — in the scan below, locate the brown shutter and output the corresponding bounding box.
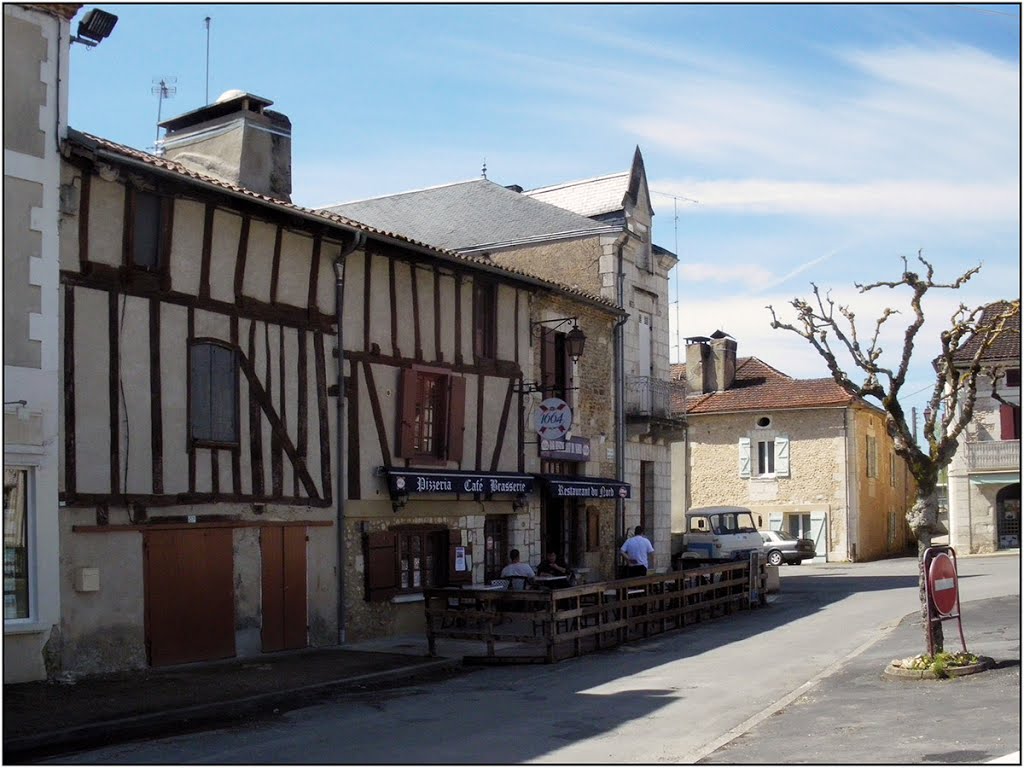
[446,375,466,463]
[397,368,418,457]
[1000,404,1020,440]
[541,328,557,396]
[447,529,471,584]
[364,531,399,601]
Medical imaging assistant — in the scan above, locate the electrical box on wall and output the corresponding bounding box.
[74,567,100,592]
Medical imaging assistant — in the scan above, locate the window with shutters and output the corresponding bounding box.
[1006,368,1021,388]
[189,341,239,446]
[397,367,466,464]
[129,189,170,270]
[866,436,878,478]
[363,526,470,601]
[540,327,574,406]
[740,434,790,479]
[473,280,498,361]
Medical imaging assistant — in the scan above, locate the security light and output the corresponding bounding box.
[72,8,118,47]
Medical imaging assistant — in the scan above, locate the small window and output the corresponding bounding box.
[756,439,775,476]
[131,190,166,270]
[364,527,466,601]
[473,280,497,360]
[756,416,771,428]
[1000,404,1021,441]
[1006,369,1021,388]
[190,342,239,445]
[3,467,31,620]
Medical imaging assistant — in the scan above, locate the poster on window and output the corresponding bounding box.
[455,546,467,572]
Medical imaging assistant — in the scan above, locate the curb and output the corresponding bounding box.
[3,657,459,762]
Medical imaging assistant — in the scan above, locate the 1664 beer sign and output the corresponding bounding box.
[535,398,572,439]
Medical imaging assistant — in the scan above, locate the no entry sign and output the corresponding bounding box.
[927,552,959,616]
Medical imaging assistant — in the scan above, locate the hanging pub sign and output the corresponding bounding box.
[540,435,591,462]
[385,468,534,497]
[535,398,573,439]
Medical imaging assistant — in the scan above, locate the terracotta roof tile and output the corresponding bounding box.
[952,299,1021,364]
[671,356,855,415]
[66,131,621,313]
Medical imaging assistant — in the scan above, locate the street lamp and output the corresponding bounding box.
[71,9,118,48]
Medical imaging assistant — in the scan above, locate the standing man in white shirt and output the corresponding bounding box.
[620,526,655,577]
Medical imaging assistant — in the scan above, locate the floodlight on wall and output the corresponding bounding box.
[71,9,118,47]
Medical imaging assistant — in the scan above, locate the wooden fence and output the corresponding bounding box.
[424,558,767,664]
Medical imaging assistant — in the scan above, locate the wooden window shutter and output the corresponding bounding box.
[1000,403,1020,440]
[541,328,557,395]
[190,344,212,441]
[210,345,238,443]
[397,368,418,458]
[364,531,399,601]
[447,529,471,584]
[738,437,751,478]
[774,435,790,478]
[446,375,467,463]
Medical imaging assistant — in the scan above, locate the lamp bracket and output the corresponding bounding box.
[529,316,578,342]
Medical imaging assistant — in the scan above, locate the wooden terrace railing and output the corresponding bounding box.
[424,557,767,664]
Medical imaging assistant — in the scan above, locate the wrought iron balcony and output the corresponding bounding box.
[624,376,685,440]
[965,440,1020,473]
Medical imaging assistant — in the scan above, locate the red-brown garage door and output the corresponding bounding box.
[143,528,236,666]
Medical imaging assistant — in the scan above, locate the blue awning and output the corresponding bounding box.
[969,473,1020,486]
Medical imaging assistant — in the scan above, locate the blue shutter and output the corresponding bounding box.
[775,435,790,477]
[210,345,237,443]
[190,344,212,441]
[738,437,751,478]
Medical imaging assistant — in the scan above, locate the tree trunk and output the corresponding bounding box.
[909,491,943,655]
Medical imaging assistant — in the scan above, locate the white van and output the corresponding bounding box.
[679,506,763,562]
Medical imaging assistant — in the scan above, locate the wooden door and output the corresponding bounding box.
[143,528,235,666]
[260,526,308,652]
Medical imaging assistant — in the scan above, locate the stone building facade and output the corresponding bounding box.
[671,336,914,562]
[3,2,79,683]
[945,300,1020,553]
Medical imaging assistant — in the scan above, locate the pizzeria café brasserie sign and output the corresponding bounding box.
[390,472,534,496]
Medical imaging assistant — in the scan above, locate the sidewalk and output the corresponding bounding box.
[2,635,471,763]
[698,593,1021,764]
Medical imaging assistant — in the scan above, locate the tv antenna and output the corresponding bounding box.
[152,76,177,151]
[651,189,699,363]
[204,17,211,104]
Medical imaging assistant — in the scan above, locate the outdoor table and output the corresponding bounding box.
[534,574,570,589]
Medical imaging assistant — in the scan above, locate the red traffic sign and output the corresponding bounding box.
[928,552,959,616]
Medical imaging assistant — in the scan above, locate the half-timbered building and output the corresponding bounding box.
[55,92,621,673]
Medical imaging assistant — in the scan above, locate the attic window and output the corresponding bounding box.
[756,416,772,428]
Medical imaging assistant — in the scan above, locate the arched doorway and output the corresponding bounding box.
[996,484,1020,549]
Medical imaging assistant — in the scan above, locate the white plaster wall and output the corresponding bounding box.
[85,175,123,268]
[438,273,457,363]
[276,230,313,308]
[367,253,392,353]
[344,251,367,350]
[207,210,241,303]
[241,215,275,303]
[168,198,205,295]
[416,266,436,361]
[119,296,153,495]
[160,303,189,493]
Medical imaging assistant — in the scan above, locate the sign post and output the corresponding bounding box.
[923,546,968,657]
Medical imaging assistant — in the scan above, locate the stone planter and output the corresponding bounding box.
[884,656,994,680]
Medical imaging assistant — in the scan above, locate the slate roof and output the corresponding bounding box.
[952,299,1021,364]
[671,356,856,415]
[322,179,614,252]
[63,130,622,314]
[524,171,632,219]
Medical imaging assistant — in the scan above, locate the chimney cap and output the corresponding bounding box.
[159,90,275,132]
[709,329,734,340]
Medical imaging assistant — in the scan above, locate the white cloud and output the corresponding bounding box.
[650,178,1019,223]
[676,263,775,289]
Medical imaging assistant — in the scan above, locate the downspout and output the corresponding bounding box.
[844,408,853,562]
[334,230,366,645]
[613,235,629,555]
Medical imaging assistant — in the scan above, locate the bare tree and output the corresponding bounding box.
[767,252,1020,654]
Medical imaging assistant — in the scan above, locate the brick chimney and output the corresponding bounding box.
[709,331,737,391]
[158,90,292,202]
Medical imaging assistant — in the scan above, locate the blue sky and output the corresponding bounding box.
[69,3,1021,415]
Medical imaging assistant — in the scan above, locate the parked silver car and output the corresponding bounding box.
[760,530,816,566]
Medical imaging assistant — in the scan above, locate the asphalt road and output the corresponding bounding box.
[48,553,1019,765]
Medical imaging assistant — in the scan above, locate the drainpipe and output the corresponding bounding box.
[613,235,629,558]
[334,230,366,645]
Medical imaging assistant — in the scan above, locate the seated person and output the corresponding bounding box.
[536,551,570,578]
[500,549,536,587]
